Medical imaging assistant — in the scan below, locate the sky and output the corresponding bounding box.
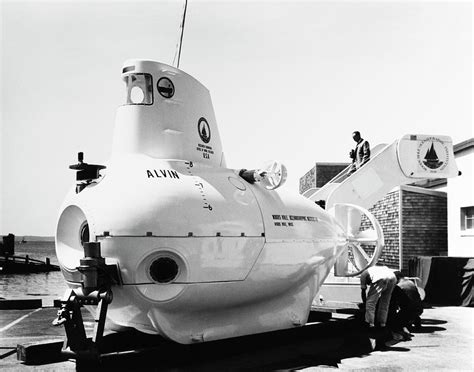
[0,0,472,236]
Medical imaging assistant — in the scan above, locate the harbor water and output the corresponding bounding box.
[0,241,67,303]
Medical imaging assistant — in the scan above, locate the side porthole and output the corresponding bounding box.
[136,250,187,301]
[157,77,175,98]
[149,257,179,283]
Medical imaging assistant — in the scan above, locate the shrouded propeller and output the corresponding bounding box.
[329,203,384,277]
[239,160,288,190]
[257,160,288,190]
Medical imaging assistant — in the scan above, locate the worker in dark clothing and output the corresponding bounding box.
[348,131,370,175]
[389,271,424,340]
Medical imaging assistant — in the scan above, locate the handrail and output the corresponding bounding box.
[307,143,389,203]
[324,143,389,186]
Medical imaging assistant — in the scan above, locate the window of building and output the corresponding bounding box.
[460,206,474,231]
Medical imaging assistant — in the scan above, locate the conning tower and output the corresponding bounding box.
[112,60,226,167]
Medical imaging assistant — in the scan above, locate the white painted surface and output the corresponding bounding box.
[56,60,355,343]
[112,60,225,167]
[447,145,474,257]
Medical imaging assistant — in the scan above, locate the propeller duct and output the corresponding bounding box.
[329,203,384,277]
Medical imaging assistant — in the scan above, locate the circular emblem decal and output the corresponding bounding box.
[157,77,174,98]
[198,117,211,143]
[417,137,449,171]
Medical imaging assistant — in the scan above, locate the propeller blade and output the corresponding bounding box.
[334,246,349,276]
[346,208,362,236]
[329,203,385,277]
[351,243,370,270]
[271,161,279,174]
[349,228,378,243]
[333,205,360,236]
[258,161,287,190]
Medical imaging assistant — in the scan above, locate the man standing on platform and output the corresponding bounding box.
[348,131,371,175]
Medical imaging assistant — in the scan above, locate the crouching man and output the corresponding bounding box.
[390,271,424,338]
[360,265,397,328]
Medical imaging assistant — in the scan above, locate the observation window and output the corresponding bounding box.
[124,73,153,105]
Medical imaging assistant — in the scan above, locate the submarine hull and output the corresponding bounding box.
[56,155,347,343]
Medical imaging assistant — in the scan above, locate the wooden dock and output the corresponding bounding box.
[0,255,59,274]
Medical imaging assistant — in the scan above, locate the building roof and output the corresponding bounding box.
[400,184,447,198]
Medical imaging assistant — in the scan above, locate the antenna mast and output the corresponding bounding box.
[174,0,188,69]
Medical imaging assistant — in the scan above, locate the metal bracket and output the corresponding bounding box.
[53,288,113,359]
[51,241,116,361]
